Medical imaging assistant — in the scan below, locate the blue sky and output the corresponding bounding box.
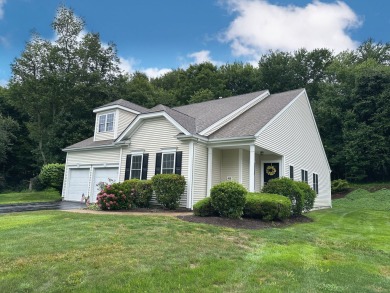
[0,0,389,85]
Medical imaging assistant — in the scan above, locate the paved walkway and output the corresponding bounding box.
[0,201,86,214]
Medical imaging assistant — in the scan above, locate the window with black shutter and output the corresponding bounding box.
[289,165,294,180]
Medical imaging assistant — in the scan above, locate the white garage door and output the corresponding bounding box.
[66,169,90,202]
[92,168,118,202]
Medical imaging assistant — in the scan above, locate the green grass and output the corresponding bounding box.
[349,181,390,192]
[0,189,61,205]
[1,189,390,292]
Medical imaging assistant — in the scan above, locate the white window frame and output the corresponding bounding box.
[161,152,176,174]
[301,169,308,184]
[130,154,143,180]
[98,112,115,133]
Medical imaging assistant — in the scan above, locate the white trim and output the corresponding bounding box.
[93,105,140,115]
[114,109,120,138]
[118,146,123,182]
[207,147,213,196]
[63,144,121,152]
[161,152,176,174]
[238,149,243,184]
[249,145,255,192]
[255,89,305,137]
[161,147,178,153]
[129,154,143,180]
[199,90,270,136]
[116,112,190,142]
[93,114,98,142]
[187,141,194,209]
[261,159,281,188]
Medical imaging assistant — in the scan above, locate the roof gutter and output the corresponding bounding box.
[176,134,256,145]
[62,144,122,152]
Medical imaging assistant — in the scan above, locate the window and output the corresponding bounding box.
[98,113,115,132]
[162,153,175,174]
[289,165,294,180]
[313,173,319,194]
[301,169,308,183]
[130,155,143,179]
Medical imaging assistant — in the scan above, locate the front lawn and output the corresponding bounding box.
[0,190,61,205]
[1,189,390,292]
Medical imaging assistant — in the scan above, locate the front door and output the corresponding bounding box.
[263,162,280,184]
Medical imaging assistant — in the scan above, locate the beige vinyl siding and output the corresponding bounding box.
[117,109,136,137]
[212,148,222,186]
[94,110,115,141]
[255,92,331,208]
[242,150,250,190]
[192,143,208,204]
[120,117,189,207]
[67,148,120,165]
[221,149,239,182]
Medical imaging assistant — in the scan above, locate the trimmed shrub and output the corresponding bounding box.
[152,174,186,210]
[262,177,304,215]
[97,182,129,210]
[39,163,65,192]
[193,197,217,217]
[244,193,291,221]
[210,181,247,219]
[331,179,349,193]
[121,179,153,208]
[294,181,316,212]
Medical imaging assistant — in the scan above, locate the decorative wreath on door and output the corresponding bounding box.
[266,165,277,176]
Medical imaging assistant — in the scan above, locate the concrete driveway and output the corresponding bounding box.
[0,201,86,214]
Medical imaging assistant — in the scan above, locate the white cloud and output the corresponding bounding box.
[0,0,6,19]
[187,50,224,66]
[0,35,9,47]
[221,0,361,58]
[142,67,172,79]
[0,79,8,87]
[119,57,171,79]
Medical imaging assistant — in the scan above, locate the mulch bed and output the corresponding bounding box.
[176,215,313,230]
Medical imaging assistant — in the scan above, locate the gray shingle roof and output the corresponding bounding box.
[94,99,148,113]
[144,104,197,134]
[173,90,268,132]
[209,88,304,139]
[64,137,115,150]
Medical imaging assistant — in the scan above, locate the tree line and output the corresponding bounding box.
[0,6,389,189]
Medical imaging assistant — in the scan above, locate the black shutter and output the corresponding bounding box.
[124,155,132,180]
[175,151,182,175]
[141,153,149,180]
[155,153,162,175]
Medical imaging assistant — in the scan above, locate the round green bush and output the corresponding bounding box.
[152,174,186,210]
[294,181,316,212]
[244,193,292,221]
[39,163,65,192]
[121,179,153,208]
[193,197,217,217]
[210,181,247,219]
[331,179,349,193]
[261,177,304,215]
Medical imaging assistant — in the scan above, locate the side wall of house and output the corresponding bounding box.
[192,142,208,204]
[117,109,137,137]
[255,92,331,208]
[119,117,189,207]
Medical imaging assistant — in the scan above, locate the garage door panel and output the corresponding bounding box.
[66,169,90,202]
[92,168,118,202]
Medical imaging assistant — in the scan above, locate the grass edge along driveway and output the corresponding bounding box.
[1,188,390,292]
[0,190,61,205]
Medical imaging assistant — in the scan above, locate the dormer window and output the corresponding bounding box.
[98,113,114,132]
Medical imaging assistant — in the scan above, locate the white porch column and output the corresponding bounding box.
[187,141,194,209]
[249,144,255,192]
[207,147,213,196]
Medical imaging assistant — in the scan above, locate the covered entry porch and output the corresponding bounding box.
[206,142,283,195]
